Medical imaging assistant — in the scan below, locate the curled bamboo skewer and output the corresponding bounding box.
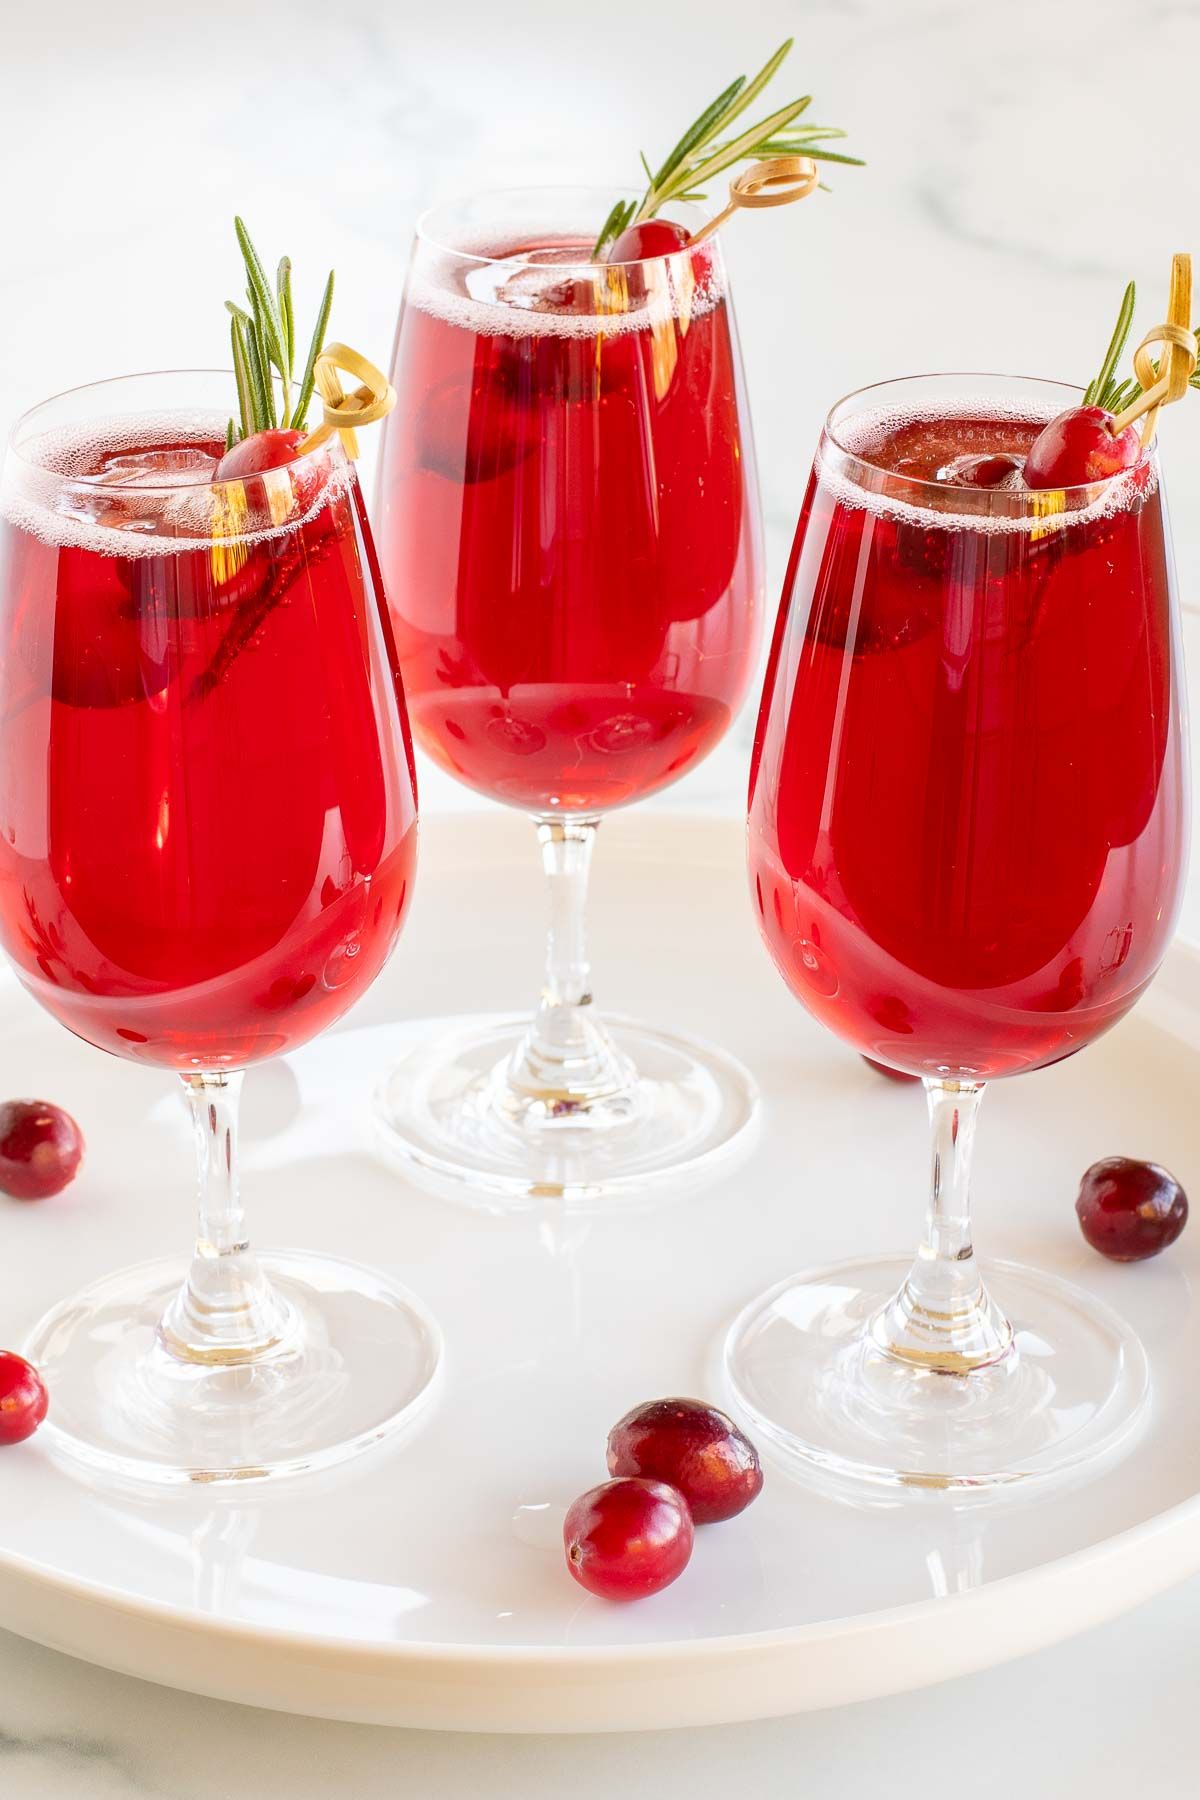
[297,342,397,458]
[687,155,819,248]
[1108,254,1197,446]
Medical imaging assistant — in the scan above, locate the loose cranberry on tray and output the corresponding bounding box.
[1075,1158,1188,1262]
[0,1100,83,1200]
[606,1397,763,1523]
[0,1352,48,1445]
[563,1478,694,1601]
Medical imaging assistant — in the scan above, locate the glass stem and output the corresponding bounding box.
[503,816,636,1117]
[872,1079,1013,1373]
[158,1071,296,1365]
[539,814,597,1012]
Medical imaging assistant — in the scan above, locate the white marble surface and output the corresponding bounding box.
[3,0,1200,1788]
[2,1583,1199,1798]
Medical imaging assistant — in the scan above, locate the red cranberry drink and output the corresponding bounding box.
[0,219,441,1485]
[370,37,859,1202]
[377,227,762,813]
[369,192,771,1205]
[751,400,1184,1079]
[728,337,1191,1493]
[0,419,416,1068]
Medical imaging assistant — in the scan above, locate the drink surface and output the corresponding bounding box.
[0,423,417,1069]
[377,233,762,813]
[750,406,1186,1079]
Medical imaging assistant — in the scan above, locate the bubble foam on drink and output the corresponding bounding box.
[819,397,1158,536]
[1,410,352,558]
[407,228,728,340]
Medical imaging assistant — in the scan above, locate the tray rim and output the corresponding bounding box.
[2,1473,1200,1664]
[1,1489,1198,1730]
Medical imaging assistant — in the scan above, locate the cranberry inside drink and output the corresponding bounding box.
[377,232,762,812]
[0,427,417,1068]
[750,405,1186,1078]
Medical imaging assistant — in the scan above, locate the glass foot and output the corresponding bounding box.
[374,1013,759,1207]
[723,1255,1149,1492]
[23,1251,442,1485]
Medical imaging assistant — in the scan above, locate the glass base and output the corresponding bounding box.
[374,1013,759,1208]
[24,1251,443,1486]
[723,1255,1149,1493]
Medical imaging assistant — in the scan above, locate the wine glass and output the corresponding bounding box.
[727,373,1187,1489]
[372,188,765,1206]
[0,371,441,1483]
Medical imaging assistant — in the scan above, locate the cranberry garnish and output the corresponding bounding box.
[1075,1157,1188,1261]
[862,1056,920,1084]
[215,427,307,480]
[0,1100,83,1200]
[563,1477,693,1600]
[606,1398,762,1524]
[0,1351,48,1445]
[607,219,692,263]
[1023,405,1140,489]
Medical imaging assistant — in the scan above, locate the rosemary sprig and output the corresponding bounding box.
[225,221,334,442]
[292,270,336,435]
[592,39,861,257]
[1085,278,1200,415]
[1084,282,1137,411]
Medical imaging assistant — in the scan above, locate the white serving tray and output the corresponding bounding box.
[1,810,1199,1733]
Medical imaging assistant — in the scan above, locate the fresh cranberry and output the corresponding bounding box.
[862,1056,920,1084]
[0,1351,48,1445]
[0,1100,83,1200]
[1023,406,1141,489]
[606,1398,762,1524]
[563,1478,693,1600]
[607,219,692,263]
[215,427,307,480]
[216,427,332,517]
[1075,1157,1188,1261]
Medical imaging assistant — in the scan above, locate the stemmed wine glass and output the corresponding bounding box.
[372,188,765,1206]
[727,373,1187,1489]
[0,372,441,1483]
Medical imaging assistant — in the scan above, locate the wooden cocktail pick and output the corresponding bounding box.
[1108,254,1197,445]
[297,343,397,459]
[687,154,820,248]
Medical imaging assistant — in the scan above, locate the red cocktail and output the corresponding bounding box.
[728,373,1187,1491]
[0,430,416,1068]
[0,371,438,1483]
[378,236,759,814]
[373,193,763,1204]
[750,408,1182,1079]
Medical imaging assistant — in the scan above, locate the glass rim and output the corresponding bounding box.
[7,368,340,492]
[414,186,713,271]
[822,371,1150,505]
